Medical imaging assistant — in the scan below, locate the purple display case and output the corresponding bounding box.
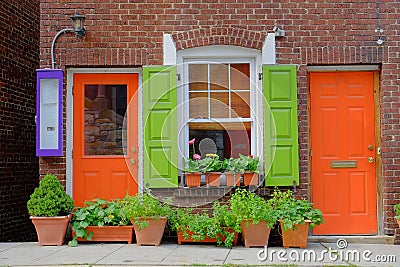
[36,69,63,156]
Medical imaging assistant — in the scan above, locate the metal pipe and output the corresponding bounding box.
[51,28,74,69]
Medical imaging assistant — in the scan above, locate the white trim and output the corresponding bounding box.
[66,68,143,196]
[163,34,176,65]
[262,33,276,64]
[307,65,380,72]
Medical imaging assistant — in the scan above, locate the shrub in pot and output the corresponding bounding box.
[229,188,277,247]
[268,188,324,248]
[394,203,400,228]
[121,190,171,245]
[27,173,74,246]
[68,198,132,246]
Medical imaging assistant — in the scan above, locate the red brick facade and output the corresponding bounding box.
[0,0,40,241]
[40,0,400,240]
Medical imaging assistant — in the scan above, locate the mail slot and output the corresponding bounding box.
[330,160,357,168]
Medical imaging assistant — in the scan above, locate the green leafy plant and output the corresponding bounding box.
[239,154,260,173]
[212,201,241,247]
[394,203,400,220]
[121,190,171,230]
[268,188,324,231]
[184,154,224,173]
[27,174,74,217]
[229,188,277,227]
[68,198,129,246]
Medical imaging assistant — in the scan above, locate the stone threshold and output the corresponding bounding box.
[308,235,394,244]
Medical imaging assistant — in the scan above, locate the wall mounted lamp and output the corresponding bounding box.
[51,14,86,68]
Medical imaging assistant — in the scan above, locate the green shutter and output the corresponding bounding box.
[263,65,299,186]
[143,66,178,188]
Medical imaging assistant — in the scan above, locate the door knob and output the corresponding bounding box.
[368,145,373,151]
[368,157,374,163]
[131,159,136,165]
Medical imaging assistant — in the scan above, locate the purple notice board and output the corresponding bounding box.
[36,69,63,156]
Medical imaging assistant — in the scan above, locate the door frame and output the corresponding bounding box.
[66,68,143,197]
[306,65,383,235]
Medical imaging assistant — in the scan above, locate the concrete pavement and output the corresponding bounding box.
[1,241,399,267]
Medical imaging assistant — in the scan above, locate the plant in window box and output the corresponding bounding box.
[68,198,132,247]
[224,158,246,186]
[238,154,260,186]
[229,188,278,247]
[120,190,171,246]
[268,188,324,249]
[394,203,400,228]
[27,173,75,246]
[203,154,224,186]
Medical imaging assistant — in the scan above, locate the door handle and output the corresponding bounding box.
[368,157,374,163]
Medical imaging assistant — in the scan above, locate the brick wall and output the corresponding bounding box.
[40,0,400,239]
[0,0,40,241]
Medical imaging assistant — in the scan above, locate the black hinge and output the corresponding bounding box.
[177,74,181,81]
[258,73,262,80]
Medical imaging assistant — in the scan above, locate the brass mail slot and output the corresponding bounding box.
[330,160,357,168]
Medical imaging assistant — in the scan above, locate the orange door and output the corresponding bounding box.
[310,72,377,234]
[73,73,138,206]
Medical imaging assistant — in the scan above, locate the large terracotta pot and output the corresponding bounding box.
[177,228,238,245]
[240,220,271,247]
[185,172,202,187]
[243,172,258,186]
[280,220,310,249]
[224,173,240,186]
[207,172,221,186]
[72,225,134,244]
[132,217,167,246]
[30,214,72,246]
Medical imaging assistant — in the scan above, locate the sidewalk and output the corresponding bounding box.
[1,241,399,267]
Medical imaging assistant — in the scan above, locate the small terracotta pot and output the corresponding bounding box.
[30,214,72,246]
[240,220,271,247]
[207,172,221,186]
[224,173,240,186]
[132,217,167,246]
[243,172,258,185]
[280,220,310,249]
[185,172,202,187]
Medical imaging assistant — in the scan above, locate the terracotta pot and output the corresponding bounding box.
[243,172,258,185]
[72,225,134,244]
[224,173,240,186]
[280,220,310,249]
[240,220,271,248]
[185,172,201,187]
[397,219,400,228]
[132,217,167,246]
[30,214,72,246]
[207,172,221,186]
[177,229,238,246]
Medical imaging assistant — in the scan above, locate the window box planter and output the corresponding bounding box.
[206,172,221,186]
[185,172,202,187]
[242,172,258,186]
[72,225,134,244]
[224,173,240,186]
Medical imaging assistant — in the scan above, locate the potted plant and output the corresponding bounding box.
[184,138,203,187]
[224,157,245,186]
[121,190,171,246]
[68,198,133,246]
[269,188,324,249]
[184,153,223,187]
[229,188,277,247]
[394,203,400,228]
[203,154,224,186]
[238,154,260,185]
[27,173,74,246]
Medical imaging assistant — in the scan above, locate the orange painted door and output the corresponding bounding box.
[73,73,138,206]
[310,72,377,234]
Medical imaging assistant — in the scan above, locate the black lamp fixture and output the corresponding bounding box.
[51,13,87,68]
[70,14,86,37]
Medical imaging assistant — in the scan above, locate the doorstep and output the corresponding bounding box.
[308,235,394,244]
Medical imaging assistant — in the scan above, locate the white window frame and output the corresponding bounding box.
[176,46,264,172]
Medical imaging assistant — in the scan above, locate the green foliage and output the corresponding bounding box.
[268,188,324,231]
[229,188,277,227]
[212,201,241,247]
[121,190,171,230]
[239,154,260,173]
[394,203,400,219]
[27,174,74,217]
[184,154,224,173]
[68,198,130,246]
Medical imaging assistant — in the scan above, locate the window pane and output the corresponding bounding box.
[189,64,208,91]
[231,92,250,118]
[189,122,251,159]
[231,64,250,90]
[210,92,229,118]
[84,84,127,156]
[210,64,228,90]
[189,92,208,118]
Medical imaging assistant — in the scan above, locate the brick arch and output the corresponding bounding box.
[172,27,267,51]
